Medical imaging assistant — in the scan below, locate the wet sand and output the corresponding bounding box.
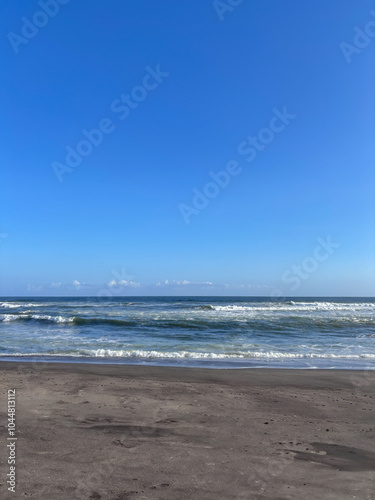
[0,362,374,499]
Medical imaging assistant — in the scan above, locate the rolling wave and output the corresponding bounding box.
[0,314,138,327]
[1,350,375,360]
[208,302,375,312]
[0,314,73,324]
[1,312,374,329]
[72,317,138,327]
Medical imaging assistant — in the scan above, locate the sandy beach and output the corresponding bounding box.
[0,362,374,499]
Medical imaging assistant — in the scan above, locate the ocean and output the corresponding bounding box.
[0,296,374,369]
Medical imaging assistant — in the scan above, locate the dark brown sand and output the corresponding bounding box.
[0,362,374,499]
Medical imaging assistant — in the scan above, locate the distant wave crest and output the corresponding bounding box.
[0,314,140,327]
[0,314,73,324]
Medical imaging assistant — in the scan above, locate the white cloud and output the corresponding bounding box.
[50,282,62,288]
[155,280,213,287]
[107,279,141,288]
[155,280,169,287]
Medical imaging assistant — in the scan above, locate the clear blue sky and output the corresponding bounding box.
[1,0,374,296]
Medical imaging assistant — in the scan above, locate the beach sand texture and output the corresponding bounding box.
[0,362,374,499]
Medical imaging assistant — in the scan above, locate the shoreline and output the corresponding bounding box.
[1,362,374,499]
[1,357,375,371]
[1,360,375,378]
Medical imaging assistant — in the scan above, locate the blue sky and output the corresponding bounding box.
[1,0,374,296]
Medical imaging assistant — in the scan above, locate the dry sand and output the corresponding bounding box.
[0,362,374,499]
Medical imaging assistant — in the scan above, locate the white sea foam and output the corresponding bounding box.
[75,349,375,360]
[0,314,19,322]
[0,314,73,323]
[0,302,21,309]
[210,302,375,313]
[33,314,73,323]
[0,302,51,309]
[1,349,375,360]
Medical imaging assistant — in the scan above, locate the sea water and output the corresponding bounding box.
[0,296,374,369]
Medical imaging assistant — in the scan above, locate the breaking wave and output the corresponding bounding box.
[1,350,375,360]
[0,314,73,324]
